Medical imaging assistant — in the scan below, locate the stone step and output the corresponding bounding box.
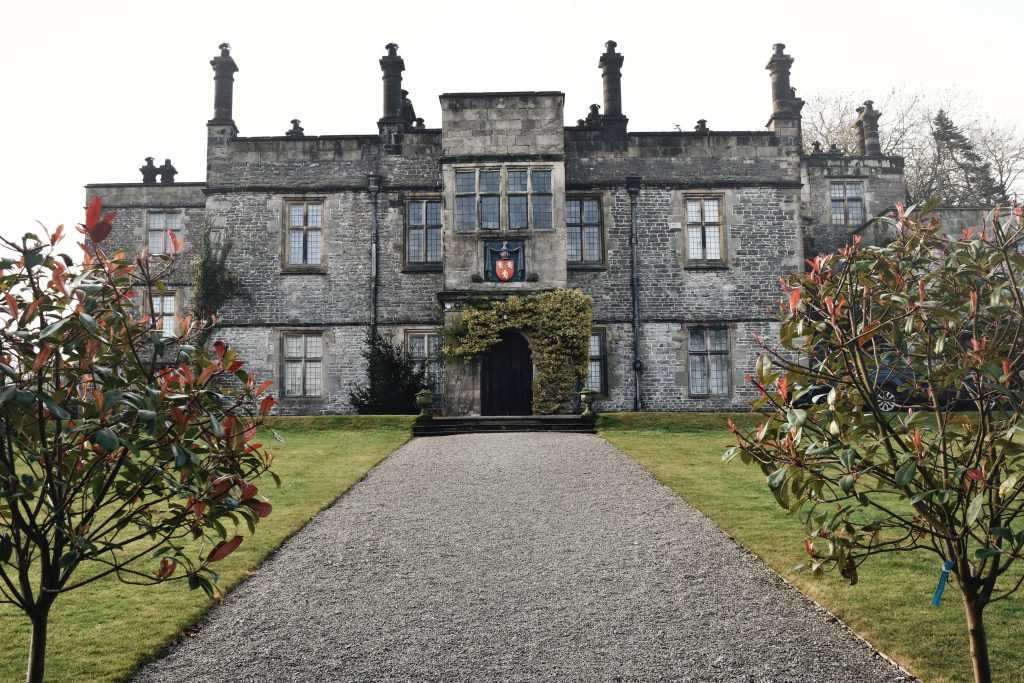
[412,415,596,437]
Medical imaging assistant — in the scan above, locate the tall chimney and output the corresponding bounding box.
[856,100,882,157]
[209,43,239,125]
[379,43,405,123]
[765,43,803,152]
[599,41,628,143]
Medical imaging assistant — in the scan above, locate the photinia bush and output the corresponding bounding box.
[725,201,1024,683]
[0,198,277,683]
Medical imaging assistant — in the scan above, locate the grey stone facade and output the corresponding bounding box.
[85,41,908,415]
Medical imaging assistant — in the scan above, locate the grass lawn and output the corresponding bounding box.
[600,412,1024,683]
[0,415,412,683]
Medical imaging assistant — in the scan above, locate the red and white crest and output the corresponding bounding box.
[495,258,516,282]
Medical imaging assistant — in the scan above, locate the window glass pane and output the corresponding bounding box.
[686,199,702,223]
[532,195,552,228]
[830,183,845,199]
[710,355,730,395]
[689,355,708,395]
[426,201,441,225]
[161,295,176,315]
[586,360,602,392]
[710,329,728,351]
[703,199,720,224]
[407,202,423,225]
[284,335,303,358]
[165,213,182,230]
[532,170,551,193]
[583,225,601,262]
[305,360,322,397]
[427,335,442,355]
[846,183,862,198]
[426,227,442,262]
[687,226,704,260]
[480,196,500,230]
[306,229,321,263]
[831,200,846,224]
[455,171,475,193]
[456,196,476,230]
[507,170,527,192]
[589,334,601,357]
[407,226,424,262]
[479,170,500,193]
[848,199,864,224]
[508,195,528,229]
[148,230,166,254]
[285,362,303,396]
[704,225,721,260]
[583,200,600,224]
[289,205,305,227]
[305,335,321,358]
[306,204,322,227]
[409,335,425,359]
[688,329,707,351]
[566,199,581,224]
[288,230,304,264]
[567,227,582,262]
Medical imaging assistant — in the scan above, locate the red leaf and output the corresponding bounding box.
[51,224,65,246]
[244,424,257,443]
[4,292,18,318]
[208,535,243,563]
[260,395,276,415]
[210,475,234,494]
[156,558,177,581]
[238,480,258,499]
[32,345,52,373]
[788,288,800,313]
[965,468,984,482]
[228,359,244,372]
[214,340,227,360]
[85,197,102,229]
[256,380,273,395]
[168,230,184,254]
[246,500,273,518]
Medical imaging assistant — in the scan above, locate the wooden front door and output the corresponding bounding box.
[480,330,533,415]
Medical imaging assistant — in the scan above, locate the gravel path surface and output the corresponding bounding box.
[133,433,912,682]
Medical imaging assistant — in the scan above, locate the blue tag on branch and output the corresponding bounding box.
[931,560,954,606]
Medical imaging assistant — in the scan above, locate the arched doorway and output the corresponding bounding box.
[480,330,533,415]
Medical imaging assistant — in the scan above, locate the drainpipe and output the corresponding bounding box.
[626,175,643,411]
[367,175,382,341]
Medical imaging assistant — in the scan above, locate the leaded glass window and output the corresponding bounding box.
[567,198,602,263]
[283,333,322,398]
[407,200,442,263]
[451,167,554,230]
[286,201,323,266]
[688,328,729,396]
[585,331,606,394]
[830,182,864,225]
[147,212,182,255]
[686,198,723,261]
[532,170,552,228]
[407,331,443,395]
[153,293,177,337]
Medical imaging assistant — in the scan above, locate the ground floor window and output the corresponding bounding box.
[407,331,442,394]
[585,331,606,395]
[688,328,729,396]
[152,293,177,337]
[283,332,322,397]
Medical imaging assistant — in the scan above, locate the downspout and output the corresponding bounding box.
[626,175,642,411]
[367,175,382,341]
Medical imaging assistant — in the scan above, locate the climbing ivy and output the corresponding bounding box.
[444,290,593,414]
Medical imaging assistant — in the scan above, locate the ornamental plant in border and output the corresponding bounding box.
[0,199,277,683]
[725,202,1024,683]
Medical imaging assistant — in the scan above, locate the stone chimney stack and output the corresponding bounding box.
[599,41,628,142]
[379,43,405,124]
[855,100,882,157]
[209,43,239,125]
[765,43,804,152]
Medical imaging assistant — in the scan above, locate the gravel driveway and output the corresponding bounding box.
[132,433,912,682]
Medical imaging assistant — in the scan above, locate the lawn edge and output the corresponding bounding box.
[115,428,411,682]
[598,430,921,683]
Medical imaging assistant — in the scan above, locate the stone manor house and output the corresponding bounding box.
[86,41,907,415]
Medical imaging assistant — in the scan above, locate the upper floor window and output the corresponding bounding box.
[147,212,181,254]
[686,198,723,261]
[283,332,322,398]
[287,201,323,266]
[152,293,177,337]
[454,168,552,231]
[407,331,442,395]
[567,198,602,263]
[407,200,442,265]
[688,328,729,397]
[585,331,607,395]
[831,182,864,225]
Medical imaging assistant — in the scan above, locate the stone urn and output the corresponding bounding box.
[579,388,599,420]
[415,389,433,421]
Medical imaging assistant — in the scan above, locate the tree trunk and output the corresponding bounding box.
[25,603,50,683]
[963,595,992,683]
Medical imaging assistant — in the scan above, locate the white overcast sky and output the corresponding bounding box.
[1,0,1020,245]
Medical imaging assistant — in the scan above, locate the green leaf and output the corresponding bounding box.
[767,466,789,489]
[39,317,71,340]
[94,429,119,452]
[79,312,100,335]
[990,527,1016,545]
[41,397,71,420]
[999,472,1019,498]
[137,410,157,422]
[895,461,918,488]
[209,414,224,438]
[787,409,808,428]
[58,551,78,569]
[967,495,984,527]
[975,548,1002,559]
[839,474,857,493]
[0,534,12,563]
[756,354,772,384]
